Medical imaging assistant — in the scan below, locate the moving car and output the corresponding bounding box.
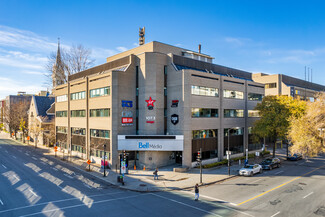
[239,164,263,176]
[287,154,303,161]
[260,158,281,170]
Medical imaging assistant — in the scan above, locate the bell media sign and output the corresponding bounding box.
[138,142,163,150]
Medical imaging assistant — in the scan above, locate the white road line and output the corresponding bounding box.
[40,161,46,165]
[13,175,19,180]
[298,162,304,166]
[249,179,262,184]
[32,157,37,160]
[152,193,222,217]
[275,171,284,175]
[5,150,8,153]
[20,194,143,217]
[83,183,92,189]
[0,199,3,205]
[0,192,124,214]
[12,156,17,159]
[303,192,314,199]
[63,174,73,179]
[270,211,280,217]
[29,189,38,197]
[179,191,253,216]
[52,168,58,171]
[26,153,30,156]
[2,164,7,169]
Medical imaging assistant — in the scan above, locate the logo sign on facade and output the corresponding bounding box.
[171,114,179,125]
[122,100,133,108]
[122,111,133,118]
[146,116,155,124]
[171,100,179,108]
[145,96,156,110]
[122,117,133,124]
[138,142,163,150]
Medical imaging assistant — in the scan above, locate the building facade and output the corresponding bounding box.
[252,73,325,101]
[54,41,264,169]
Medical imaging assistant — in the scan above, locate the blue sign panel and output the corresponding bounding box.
[122,100,133,108]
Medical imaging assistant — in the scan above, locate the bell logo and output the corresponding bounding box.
[138,142,149,149]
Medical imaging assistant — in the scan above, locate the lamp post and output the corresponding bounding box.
[227,128,230,176]
[103,144,106,177]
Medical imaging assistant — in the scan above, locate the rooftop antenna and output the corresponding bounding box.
[198,44,201,53]
[308,67,310,82]
[139,27,145,46]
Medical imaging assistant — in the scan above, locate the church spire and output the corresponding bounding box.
[52,37,66,88]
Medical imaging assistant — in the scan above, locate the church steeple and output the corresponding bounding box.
[52,38,66,88]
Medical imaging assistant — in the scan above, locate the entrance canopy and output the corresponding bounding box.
[118,135,184,151]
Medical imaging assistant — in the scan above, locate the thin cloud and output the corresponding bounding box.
[116,46,128,52]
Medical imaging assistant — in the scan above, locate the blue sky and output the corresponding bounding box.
[0,0,325,99]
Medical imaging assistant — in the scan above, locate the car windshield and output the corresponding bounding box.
[262,159,272,164]
[244,165,253,169]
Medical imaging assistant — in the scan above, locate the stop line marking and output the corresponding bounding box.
[303,192,313,199]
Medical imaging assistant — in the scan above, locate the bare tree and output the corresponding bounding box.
[4,101,29,138]
[44,44,95,89]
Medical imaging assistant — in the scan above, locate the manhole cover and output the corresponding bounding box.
[315,206,325,216]
[139,184,147,187]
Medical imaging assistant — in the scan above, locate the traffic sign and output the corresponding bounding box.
[54,146,58,152]
[27,136,30,141]
[121,166,126,174]
[87,159,91,165]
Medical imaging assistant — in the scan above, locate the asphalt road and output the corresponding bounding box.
[0,139,251,217]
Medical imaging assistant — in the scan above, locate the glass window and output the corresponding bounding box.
[248,93,263,101]
[248,110,260,117]
[90,108,110,117]
[56,126,67,133]
[56,111,67,117]
[71,110,86,117]
[191,85,218,97]
[265,83,277,88]
[192,129,218,139]
[192,108,218,118]
[56,95,68,102]
[90,129,110,139]
[224,109,244,118]
[71,127,86,135]
[90,87,110,98]
[71,91,86,100]
[223,90,244,99]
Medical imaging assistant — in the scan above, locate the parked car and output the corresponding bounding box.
[239,164,263,176]
[287,154,303,161]
[260,158,281,170]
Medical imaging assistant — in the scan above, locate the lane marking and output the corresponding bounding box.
[40,162,46,165]
[20,194,144,217]
[237,164,325,206]
[13,175,19,180]
[0,192,124,214]
[249,179,262,184]
[32,157,37,160]
[275,171,283,175]
[303,192,314,199]
[52,168,58,171]
[5,150,8,153]
[12,156,17,159]
[0,199,3,205]
[152,193,222,217]
[298,163,304,166]
[179,190,252,216]
[2,164,7,169]
[270,211,280,217]
[29,189,38,197]
[83,183,92,189]
[26,153,30,156]
[63,174,73,179]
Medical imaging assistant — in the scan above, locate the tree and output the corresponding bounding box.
[4,101,29,138]
[288,93,325,157]
[44,44,95,89]
[19,118,27,143]
[252,95,306,157]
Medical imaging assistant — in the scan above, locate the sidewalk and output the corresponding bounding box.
[0,132,257,192]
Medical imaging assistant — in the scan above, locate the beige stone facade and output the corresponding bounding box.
[54,41,265,169]
[252,73,325,101]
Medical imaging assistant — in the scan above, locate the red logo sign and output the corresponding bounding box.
[122,117,133,124]
[145,96,156,110]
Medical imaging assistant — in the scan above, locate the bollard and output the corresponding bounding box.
[143,165,146,171]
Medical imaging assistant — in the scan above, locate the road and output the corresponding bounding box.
[0,138,324,217]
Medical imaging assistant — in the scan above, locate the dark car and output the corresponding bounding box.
[287,154,303,161]
[260,158,281,170]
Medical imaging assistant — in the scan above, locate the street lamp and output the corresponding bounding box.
[103,144,107,177]
[227,128,230,176]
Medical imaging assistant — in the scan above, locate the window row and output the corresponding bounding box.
[71,91,85,100]
[90,87,110,98]
[224,109,244,118]
[71,127,86,135]
[223,90,244,99]
[71,110,86,117]
[90,108,110,117]
[248,93,263,101]
[191,108,218,118]
[192,129,218,139]
[72,145,86,154]
[57,95,68,102]
[90,129,110,139]
[191,85,219,97]
[56,111,67,117]
[56,126,67,133]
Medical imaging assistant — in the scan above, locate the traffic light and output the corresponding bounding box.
[197,150,201,161]
[123,150,126,161]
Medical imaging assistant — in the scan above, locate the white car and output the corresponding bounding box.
[239,164,263,176]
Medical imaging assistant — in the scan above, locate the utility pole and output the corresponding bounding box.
[197,149,202,184]
[227,128,231,176]
[103,144,106,177]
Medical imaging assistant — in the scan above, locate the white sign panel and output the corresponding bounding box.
[118,135,184,151]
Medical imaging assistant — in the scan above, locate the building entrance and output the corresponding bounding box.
[175,151,182,164]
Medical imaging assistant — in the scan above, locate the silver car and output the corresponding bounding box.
[239,164,263,176]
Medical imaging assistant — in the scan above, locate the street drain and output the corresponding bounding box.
[269,199,281,205]
[315,206,325,216]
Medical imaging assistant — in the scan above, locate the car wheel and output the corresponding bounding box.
[260,168,263,174]
[250,172,253,177]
